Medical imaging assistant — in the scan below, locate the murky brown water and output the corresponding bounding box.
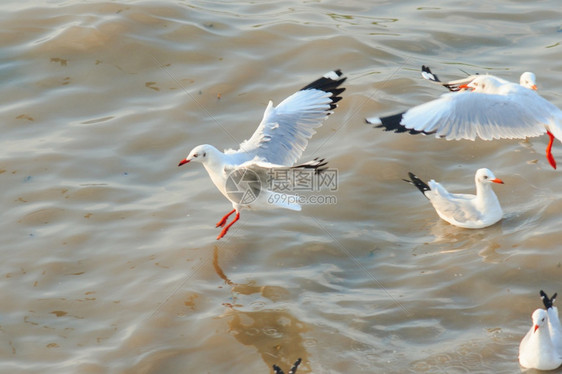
[1,1,561,373]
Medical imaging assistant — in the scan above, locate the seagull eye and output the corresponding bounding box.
[483,175,488,179]
[203,152,206,157]
[193,153,198,158]
[482,84,486,89]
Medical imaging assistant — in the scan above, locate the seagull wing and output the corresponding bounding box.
[228,70,346,166]
[368,88,560,141]
[427,181,480,224]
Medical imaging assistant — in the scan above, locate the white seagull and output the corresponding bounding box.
[541,290,562,355]
[366,67,562,169]
[178,70,346,240]
[519,308,562,370]
[404,168,504,229]
[420,65,537,92]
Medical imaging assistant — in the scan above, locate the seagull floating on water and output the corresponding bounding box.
[420,65,537,91]
[519,308,562,370]
[541,290,562,356]
[178,70,346,240]
[404,168,503,229]
[366,66,562,169]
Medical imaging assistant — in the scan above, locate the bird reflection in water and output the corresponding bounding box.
[212,246,310,372]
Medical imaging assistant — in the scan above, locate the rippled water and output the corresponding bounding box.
[1,1,561,373]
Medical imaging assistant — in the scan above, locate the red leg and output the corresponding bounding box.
[216,209,236,228]
[217,212,240,240]
[546,131,557,170]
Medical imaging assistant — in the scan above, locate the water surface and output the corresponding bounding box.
[1,1,561,373]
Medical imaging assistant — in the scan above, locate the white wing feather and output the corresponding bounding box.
[230,89,334,165]
[427,181,480,224]
[402,89,558,140]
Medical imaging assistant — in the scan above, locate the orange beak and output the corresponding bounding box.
[531,84,537,90]
[534,324,539,333]
[458,83,472,91]
[178,158,190,166]
[491,178,504,184]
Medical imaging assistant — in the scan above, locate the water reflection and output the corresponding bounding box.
[213,246,310,373]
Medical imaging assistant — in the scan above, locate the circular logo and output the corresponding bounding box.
[225,168,261,205]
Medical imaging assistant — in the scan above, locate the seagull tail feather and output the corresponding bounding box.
[404,172,431,199]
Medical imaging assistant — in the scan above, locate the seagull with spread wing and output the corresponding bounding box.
[367,67,561,169]
[178,70,346,239]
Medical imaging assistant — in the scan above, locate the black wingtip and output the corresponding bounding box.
[301,70,347,92]
[421,65,463,92]
[273,358,302,374]
[289,358,302,374]
[370,112,432,135]
[292,157,328,174]
[541,290,558,309]
[301,70,346,112]
[405,172,431,199]
[421,65,441,83]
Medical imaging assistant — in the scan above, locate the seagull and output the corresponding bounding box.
[403,168,504,229]
[178,70,346,240]
[420,65,537,92]
[519,308,562,370]
[366,68,562,169]
[541,290,562,355]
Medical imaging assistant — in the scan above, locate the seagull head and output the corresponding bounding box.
[520,72,537,90]
[460,76,502,93]
[178,144,213,166]
[475,168,504,185]
[532,308,548,333]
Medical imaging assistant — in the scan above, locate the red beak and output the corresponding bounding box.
[491,178,504,184]
[531,84,537,91]
[458,83,472,91]
[534,324,539,333]
[178,158,190,167]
